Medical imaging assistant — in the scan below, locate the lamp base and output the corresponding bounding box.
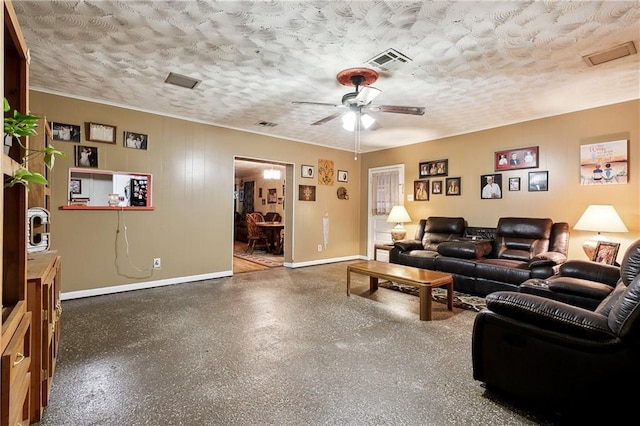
[390,229,407,242]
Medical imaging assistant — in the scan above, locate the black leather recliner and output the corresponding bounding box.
[472,239,640,410]
[518,243,639,309]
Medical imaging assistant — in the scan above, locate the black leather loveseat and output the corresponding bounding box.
[389,216,570,296]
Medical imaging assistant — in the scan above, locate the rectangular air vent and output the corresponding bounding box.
[582,41,637,67]
[165,72,201,89]
[366,48,412,71]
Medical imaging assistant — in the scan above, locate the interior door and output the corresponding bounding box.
[367,164,405,260]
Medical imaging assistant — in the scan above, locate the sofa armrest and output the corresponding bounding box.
[393,240,423,252]
[559,260,620,285]
[526,251,567,268]
[485,291,614,340]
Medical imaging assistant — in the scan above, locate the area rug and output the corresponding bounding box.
[379,281,486,312]
[233,250,283,268]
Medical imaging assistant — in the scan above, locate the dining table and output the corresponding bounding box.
[256,221,284,255]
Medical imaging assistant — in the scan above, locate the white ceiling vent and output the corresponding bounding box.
[366,48,412,71]
[582,41,637,67]
[165,72,201,89]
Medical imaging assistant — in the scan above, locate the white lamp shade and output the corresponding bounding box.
[387,206,411,224]
[574,205,628,233]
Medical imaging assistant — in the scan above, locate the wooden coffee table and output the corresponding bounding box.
[346,261,454,321]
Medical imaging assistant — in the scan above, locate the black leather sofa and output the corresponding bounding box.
[389,217,570,296]
[472,239,640,412]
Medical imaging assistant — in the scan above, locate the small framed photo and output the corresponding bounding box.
[419,159,448,177]
[301,165,314,178]
[495,146,538,171]
[86,122,116,144]
[69,178,82,194]
[74,145,99,168]
[414,180,429,201]
[592,241,620,265]
[508,177,520,191]
[445,177,461,196]
[299,185,316,201]
[480,173,502,199]
[528,171,548,191]
[50,122,81,142]
[124,131,148,150]
[431,179,443,194]
[337,170,348,182]
[268,188,277,204]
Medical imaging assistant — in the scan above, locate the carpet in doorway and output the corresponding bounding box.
[378,281,486,312]
[233,250,283,268]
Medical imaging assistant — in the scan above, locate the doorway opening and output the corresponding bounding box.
[233,157,293,273]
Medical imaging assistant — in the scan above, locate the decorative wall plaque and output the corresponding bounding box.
[318,159,334,185]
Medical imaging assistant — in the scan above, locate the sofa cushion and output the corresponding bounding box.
[492,217,553,260]
[421,217,466,250]
[437,241,493,259]
[475,259,533,285]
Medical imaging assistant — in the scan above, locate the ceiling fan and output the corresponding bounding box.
[292,67,425,131]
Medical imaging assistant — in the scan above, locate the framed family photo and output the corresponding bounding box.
[69,178,82,194]
[432,180,443,194]
[445,177,461,196]
[124,131,148,150]
[419,159,448,177]
[414,180,429,201]
[495,146,538,171]
[74,145,98,168]
[592,241,620,265]
[50,122,81,142]
[480,174,502,199]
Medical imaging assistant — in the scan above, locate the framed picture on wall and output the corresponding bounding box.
[86,122,117,144]
[528,171,548,191]
[74,145,98,168]
[419,159,448,177]
[299,185,316,201]
[301,165,314,178]
[69,178,82,194]
[432,180,442,194]
[337,170,348,182]
[445,177,461,196]
[50,122,81,142]
[267,188,277,203]
[508,177,520,191]
[414,180,429,201]
[124,131,148,150]
[495,146,538,171]
[480,174,502,199]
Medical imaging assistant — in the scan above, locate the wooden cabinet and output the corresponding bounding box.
[3,0,32,424]
[26,253,60,423]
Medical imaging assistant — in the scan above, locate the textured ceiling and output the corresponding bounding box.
[12,0,640,156]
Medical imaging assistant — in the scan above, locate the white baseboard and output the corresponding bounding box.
[61,255,368,300]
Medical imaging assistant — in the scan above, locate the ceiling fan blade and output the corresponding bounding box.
[311,111,344,125]
[355,86,381,105]
[292,101,341,107]
[369,105,425,115]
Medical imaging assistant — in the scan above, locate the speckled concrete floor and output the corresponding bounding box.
[37,262,575,425]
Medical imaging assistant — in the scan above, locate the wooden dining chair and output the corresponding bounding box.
[245,212,269,254]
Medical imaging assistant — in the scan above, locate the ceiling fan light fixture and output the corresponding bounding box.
[342,112,375,131]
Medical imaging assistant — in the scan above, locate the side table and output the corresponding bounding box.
[374,243,394,261]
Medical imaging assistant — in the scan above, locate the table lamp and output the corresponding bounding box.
[387,205,412,241]
[573,204,628,260]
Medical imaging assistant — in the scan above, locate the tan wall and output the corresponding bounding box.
[31,91,361,293]
[360,100,640,262]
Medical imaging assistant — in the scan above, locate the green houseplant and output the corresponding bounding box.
[4,97,64,188]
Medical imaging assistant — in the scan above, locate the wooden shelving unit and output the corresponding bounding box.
[3,0,33,424]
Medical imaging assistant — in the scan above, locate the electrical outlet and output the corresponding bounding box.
[317,245,322,252]
[153,258,161,269]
